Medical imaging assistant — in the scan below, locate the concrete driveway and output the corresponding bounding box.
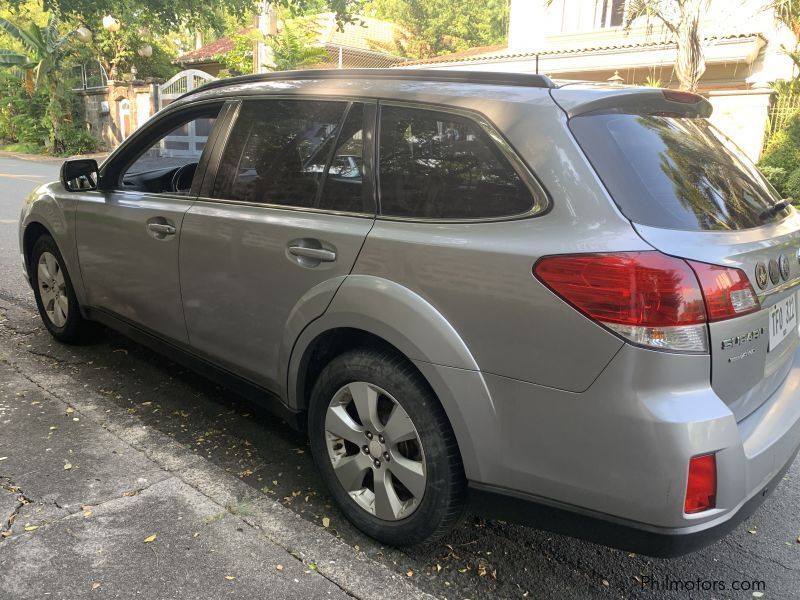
[1,155,798,599]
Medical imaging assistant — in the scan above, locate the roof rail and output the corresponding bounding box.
[178,68,555,101]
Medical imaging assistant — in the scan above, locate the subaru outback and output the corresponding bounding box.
[18,69,800,556]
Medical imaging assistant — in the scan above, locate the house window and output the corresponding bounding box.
[596,0,625,28]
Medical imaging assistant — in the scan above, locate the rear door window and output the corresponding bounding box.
[570,114,789,231]
[378,105,536,219]
[213,99,349,209]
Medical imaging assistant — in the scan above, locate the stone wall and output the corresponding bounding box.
[707,88,774,163]
[78,79,160,150]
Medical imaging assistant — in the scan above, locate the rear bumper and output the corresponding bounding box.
[425,342,800,554]
[468,446,797,557]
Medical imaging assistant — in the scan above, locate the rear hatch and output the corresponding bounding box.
[555,86,800,421]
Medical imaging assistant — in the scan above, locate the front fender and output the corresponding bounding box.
[286,275,499,481]
[19,181,85,305]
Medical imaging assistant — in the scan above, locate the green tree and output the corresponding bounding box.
[267,19,327,70]
[0,14,79,151]
[367,0,509,58]
[623,0,710,92]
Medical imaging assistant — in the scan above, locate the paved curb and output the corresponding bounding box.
[0,321,437,600]
[0,150,109,163]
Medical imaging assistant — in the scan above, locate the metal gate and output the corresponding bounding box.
[158,69,217,157]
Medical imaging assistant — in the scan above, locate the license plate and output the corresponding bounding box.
[768,292,797,352]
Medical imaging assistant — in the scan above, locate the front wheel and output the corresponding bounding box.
[308,347,466,546]
[30,234,95,343]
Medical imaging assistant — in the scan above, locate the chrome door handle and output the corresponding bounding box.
[287,246,336,262]
[147,223,176,235]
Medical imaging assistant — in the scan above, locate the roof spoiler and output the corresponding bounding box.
[555,88,713,119]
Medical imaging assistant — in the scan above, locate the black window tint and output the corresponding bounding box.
[318,103,370,213]
[378,106,535,219]
[570,114,789,231]
[213,100,348,208]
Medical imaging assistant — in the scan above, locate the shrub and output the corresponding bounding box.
[60,123,98,156]
[759,112,800,199]
[0,71,48,147]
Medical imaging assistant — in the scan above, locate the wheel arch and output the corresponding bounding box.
[286,275,496,481]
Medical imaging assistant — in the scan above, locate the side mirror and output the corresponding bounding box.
[61,158,99,191]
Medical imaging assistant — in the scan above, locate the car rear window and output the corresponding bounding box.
[570,114,789,231]
[378,105,536,219]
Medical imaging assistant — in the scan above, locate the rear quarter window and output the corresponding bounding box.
[378,105,537,220]
[570,114,789,231]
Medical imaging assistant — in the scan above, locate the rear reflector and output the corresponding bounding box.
[533,251,761,353]
[684,454,717,514]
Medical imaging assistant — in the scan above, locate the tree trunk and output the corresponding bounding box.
[674,0,706,92]
[48,77,65,154]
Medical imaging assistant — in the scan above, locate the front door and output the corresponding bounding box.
[179,98,376,391]
[75,103,223,343]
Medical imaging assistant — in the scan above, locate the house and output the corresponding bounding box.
[175,13,407,77]
[398,0,799,161]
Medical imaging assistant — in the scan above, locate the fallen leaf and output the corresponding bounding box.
[797,535,800,544]
[239,469,253,478]
[63,463,73,470]
[308,563,317,571]
[748,528,757,535]
[477,564,487,577]
[49,426,58,431]
[406,569,413,577]
[23,524,39,532]
[433,563,442,573]
[322,517,330,528]
[66,407,75,414]
[122,490,138,497]
[753,593,765,599]
[193,532,200,538]
[91,582,101,591]
[276,564,284,571]
[0,457,7,461]
[602,579,610,587]
[1,530,11,538]
[224,575,236,580]
[143,534,157,543]
[83,511,93,518]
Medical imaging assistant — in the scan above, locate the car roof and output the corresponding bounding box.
[177,68,556,103]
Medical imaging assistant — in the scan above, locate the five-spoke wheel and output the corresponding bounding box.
[309,348,466,546]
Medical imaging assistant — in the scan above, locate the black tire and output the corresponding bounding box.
[308,347,466,546]
[30,234,96,343]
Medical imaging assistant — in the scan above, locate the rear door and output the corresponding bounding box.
[568,104,800,421]
[179,98,376,392]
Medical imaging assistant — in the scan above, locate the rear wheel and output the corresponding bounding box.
[31,234,95,343]
[309,347,466,546]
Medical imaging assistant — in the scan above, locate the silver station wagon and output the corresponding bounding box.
[19,69,800,555]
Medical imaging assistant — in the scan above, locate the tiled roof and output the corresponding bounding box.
[398,33,764,67]
[176,27,254,64]
[176,14,404,65]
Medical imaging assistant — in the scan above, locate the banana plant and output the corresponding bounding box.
[0,14,80,152]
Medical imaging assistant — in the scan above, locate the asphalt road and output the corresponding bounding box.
[1,155,799,599]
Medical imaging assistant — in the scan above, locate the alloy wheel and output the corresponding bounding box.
[37,251,68,327]
[324,381,426,521]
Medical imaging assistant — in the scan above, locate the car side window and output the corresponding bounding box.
[317,103,370,214]
[120,105,220,194]
[212,99,353,209]
[378,105,535,219]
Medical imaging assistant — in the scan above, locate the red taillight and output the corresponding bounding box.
[533,252,706,327]
[688,261,760,321]
[684,454,717,514]
[534,251,761,353]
